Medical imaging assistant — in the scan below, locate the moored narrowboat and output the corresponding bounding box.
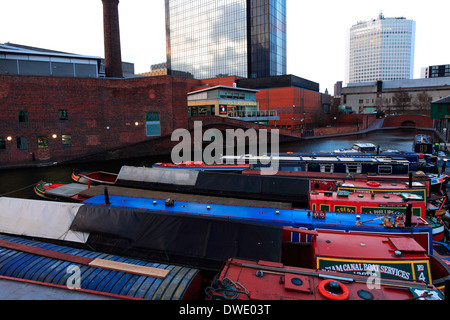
[207,258,443,300]
[82,193,434,254]
[152,161,250,172]
[222,154,410,175]
[72,170,118,185]
[309,190,426,219]
[0,234,203,300]
[208,229,448,300]
[34,181,89,202]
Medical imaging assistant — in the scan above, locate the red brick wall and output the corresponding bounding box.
[0,75,190,165]
[257,87,322,128]
[382,115,433,128]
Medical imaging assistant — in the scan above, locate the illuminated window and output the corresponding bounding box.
[38,136,48,148]
[62,134,72,147]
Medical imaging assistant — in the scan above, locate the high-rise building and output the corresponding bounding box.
[346,13,416,84]
[165,0,286,80]
[421,65,450,78]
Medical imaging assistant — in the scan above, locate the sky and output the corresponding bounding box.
[1,0,449,95]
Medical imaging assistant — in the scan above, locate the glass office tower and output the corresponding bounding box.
[165,0,286,79]
[347,13,415,84]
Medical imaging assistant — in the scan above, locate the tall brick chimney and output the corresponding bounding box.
[102,0,123,78]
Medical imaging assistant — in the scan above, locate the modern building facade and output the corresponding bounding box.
[346,13,416,84]
[421,65,450,79]
[341,77,450,115]
[165,0,287,80]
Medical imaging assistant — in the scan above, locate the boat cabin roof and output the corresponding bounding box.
[222,154,409,164]
[309,190,424,203]
[314,232,428,261]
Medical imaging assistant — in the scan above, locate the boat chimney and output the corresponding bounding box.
[102,0,123,78]
[104,187,110,205]
[409,172,413,189]
[442,159,448,175]
[445,280,449,301]
[405,202,412,227]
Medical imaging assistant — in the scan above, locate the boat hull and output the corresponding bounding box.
[207,258,443,300]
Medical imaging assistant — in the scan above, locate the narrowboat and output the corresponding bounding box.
[222,154,410,175]
[310,179,429,201]
[152,161,250,172]
[34,181,89,202]
[82,193,434,254]
[308,189,447,242]
[0,234,203,300]
[72,170,118,185]
[309,190,426,219]
[414,134,434,154]
[207,228,448,300]
[207,258,444,300]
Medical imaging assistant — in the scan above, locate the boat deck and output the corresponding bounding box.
[83,194,427,230]
[79,185,293,209]
[46,183,89,198]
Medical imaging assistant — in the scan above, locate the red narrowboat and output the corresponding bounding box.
[207,229,449,300]
[152,161,250,172]
[309,190,426,219]
[71,170,118,185]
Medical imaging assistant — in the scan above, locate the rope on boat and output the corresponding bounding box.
[0,181,41,197]
[0,172,71,197]
[205,277,250,300]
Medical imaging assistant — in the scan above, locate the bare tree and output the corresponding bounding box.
[413,91,432,116]
[392,91,412,114]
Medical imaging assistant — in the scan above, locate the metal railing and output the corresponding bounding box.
[227,110,278,118]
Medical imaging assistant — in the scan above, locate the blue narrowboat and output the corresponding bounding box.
[222,154,410,175]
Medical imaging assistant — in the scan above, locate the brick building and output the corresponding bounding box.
[0,74,191,165]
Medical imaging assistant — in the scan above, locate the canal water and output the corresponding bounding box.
[0,128,440,200]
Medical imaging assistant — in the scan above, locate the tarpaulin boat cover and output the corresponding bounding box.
[70,204,283,270]
[117,166,199,186]
[115,166,309,203]
[0,197,88,243]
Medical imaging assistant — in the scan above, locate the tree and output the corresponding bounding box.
[413,91,432,116]
[392,91,412,114]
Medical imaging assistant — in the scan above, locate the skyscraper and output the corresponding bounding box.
[346,13,416,84]
[165,0,286,80]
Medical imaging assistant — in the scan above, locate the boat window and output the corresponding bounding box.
[320,164,334,173]
[378,165,392,174]
[346,164,362,174]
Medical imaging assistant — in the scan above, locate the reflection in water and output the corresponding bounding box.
[0,129,433,200]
